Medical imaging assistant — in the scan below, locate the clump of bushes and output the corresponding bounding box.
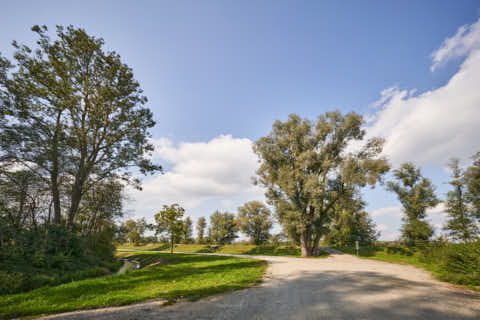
[421,241,480,286]
[0,226,123,295]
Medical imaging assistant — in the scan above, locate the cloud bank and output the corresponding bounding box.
[368,18,480,166]
[127,135,265,222]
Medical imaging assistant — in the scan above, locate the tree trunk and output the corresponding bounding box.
[51,110,63,225]
[300,232,312,257]
[300,230,322,257]
[170,236,174,253]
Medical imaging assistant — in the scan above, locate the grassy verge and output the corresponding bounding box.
[0,252,267,319]
[117,243,329,257]
[335,245,480,291]
[0,256,122,295]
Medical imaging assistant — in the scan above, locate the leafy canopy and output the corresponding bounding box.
[253,112,389,256]
[236,201,273,245]
[387,162,439,245]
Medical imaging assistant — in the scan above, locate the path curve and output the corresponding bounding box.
[41,253,480,320]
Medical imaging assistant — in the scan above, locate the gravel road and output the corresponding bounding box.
[41,253,479,320]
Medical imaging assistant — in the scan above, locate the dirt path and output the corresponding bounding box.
[41,253,479,320]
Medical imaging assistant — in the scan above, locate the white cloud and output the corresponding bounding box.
[376,224,401,241]
[126,135,265,223]
[371,206,403,218]
[427,203,446,217]
[431,19,480,71]
[367,19,480,166]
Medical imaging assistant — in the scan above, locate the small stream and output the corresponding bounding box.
[117,259,141,274]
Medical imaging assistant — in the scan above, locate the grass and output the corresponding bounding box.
[0,252,267,319]
[0,255,122,295]
[335,245,480,291]
[117,243,329,257]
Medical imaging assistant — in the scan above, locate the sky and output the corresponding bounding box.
[1,1,479,240]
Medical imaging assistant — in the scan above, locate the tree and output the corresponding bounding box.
[236,201,273,245]
[387,163,439,246]
[253,112,389,256]
[209,211,238,244]
[0,25,160,230]
[325,190,379,246]
[154,204,185,253]
[443,159,479,242]
[182,216,194,244]
[465,152,480,220]
[196,216,207,244]
[123,218,148,246]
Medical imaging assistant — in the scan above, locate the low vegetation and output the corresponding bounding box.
[117,243,329,257]
[0,252,267,319]
[335,241,480,291]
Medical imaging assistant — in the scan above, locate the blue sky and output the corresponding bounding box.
[2,1,480,240]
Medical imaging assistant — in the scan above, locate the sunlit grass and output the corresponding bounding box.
[0,252,267,319]
[117,243,329,257]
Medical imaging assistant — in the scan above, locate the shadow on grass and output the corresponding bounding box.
[244,245,301,256]
[0,254,266,319]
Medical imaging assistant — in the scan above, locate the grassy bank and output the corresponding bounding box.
[335,243,480,291]
[0,255,122,295]
[0,252,267,319]
[117,243,329,257]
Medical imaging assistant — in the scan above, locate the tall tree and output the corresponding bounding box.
[123,218,148,246]
[196,216,207,244]
[0,25,160,229]
[209,211,238,244]
[465,152,480,220]
[182,216,194,244]
[236,201,273,245]
[387,163,439,246]
[154,204,185,253]
[325,190,379,247]
[253,112,389,256]
[443,159,479,242]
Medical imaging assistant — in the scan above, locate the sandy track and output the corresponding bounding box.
[41,253,479,320]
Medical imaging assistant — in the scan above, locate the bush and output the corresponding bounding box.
[0,266,115,295]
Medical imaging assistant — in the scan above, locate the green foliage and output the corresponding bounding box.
[465,152,480,220]
[182,216,194,244]
[123,218,148,246]
[443,158,479,242]
[154,204,186,253]
[0,253,267,319]
[253,112,389,256]
[0,26,158,296]
[236,201,273,245]
[208,210,238,244]
[421,241,480,286]
[326,209,379,247]
[117,243,329,257]
[0,25,160,228]
[196,216,207,244]
[387,163,439,245]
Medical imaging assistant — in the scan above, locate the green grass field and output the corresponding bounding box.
[117,243,329,257]
[0,252,267,319]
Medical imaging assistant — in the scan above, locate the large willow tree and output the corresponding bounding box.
[253,112,389,256]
